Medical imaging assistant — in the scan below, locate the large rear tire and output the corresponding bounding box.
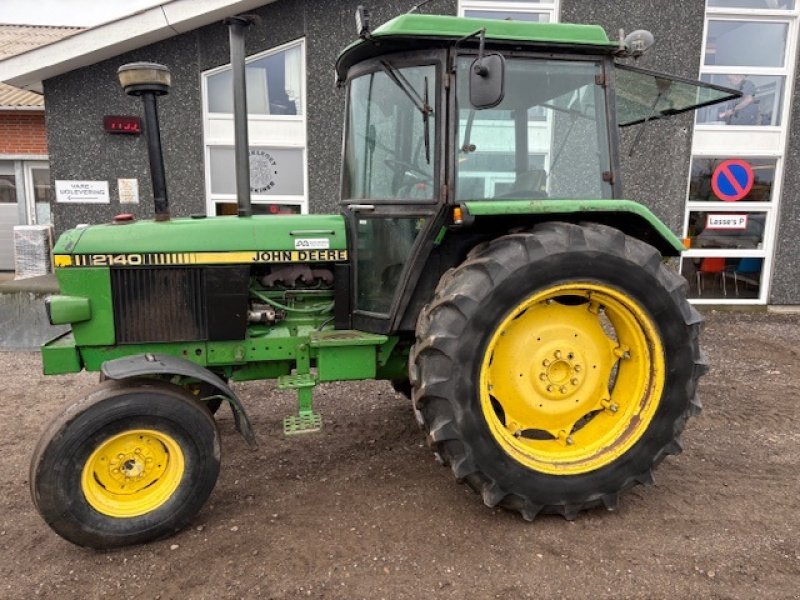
[30,378,220,548]
[410,222,706,519]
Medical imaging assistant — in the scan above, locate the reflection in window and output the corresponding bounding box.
[681,256,763,299]
[0,174,16,204]
[344,64,436,201]
[464,9,549,21]
[215,202,301,216]
[688,157,775,202]
[206,42,303,115]
[686,210,766,249]
[455,58,610,201]
[707,0,794,8]
[696,74,784,126]
[356,217,427,314]
[704,21,788,67]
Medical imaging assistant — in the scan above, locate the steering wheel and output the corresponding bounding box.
[384,158,431,180]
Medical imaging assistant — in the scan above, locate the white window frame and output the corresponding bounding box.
[683,4,800,304]
[458,0,560,22]
[201,38,308,215]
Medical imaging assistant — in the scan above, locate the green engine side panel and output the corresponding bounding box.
[55,267,114,346]
[464,199,685,255]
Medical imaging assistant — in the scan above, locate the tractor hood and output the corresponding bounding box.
[52,214,348,267]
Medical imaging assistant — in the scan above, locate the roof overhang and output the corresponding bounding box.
[0,0,274,93]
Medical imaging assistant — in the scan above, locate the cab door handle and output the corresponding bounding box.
[347,204,375,211]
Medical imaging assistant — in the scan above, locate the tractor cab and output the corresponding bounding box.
[335,14,738,332]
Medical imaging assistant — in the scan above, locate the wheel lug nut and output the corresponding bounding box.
[539,373,547,381]
[566,436,574,445]
[554,350,562,359]
[567,353,574,360]
[574,365,582,373]
[547,385,554,392]
[571,378,579,385]
[543,359,550,367]
[560,386,567,394]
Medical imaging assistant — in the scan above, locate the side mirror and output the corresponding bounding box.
[469,53,505,109]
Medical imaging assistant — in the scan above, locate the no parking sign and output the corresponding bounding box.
[711,159,754,202]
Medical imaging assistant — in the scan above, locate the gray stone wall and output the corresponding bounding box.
[769,43,800,304]
[562,0,706,233]
[44,0,457,233]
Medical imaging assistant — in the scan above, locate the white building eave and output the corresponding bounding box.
[0,0,273,93]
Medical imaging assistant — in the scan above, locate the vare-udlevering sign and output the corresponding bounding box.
[55,180,110,204]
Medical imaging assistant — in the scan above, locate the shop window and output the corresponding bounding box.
[206,43,303,116]
[686,210,766,249]
[704,20,788,67]
[688,157,776,202]
[696,74,785,126]
[459,1,559,23]
[208,146,305,197]
[202,40,307,214]
[707,0,795,9]
[681,256,763,299]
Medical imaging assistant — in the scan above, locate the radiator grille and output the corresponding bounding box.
[112,268,207,343]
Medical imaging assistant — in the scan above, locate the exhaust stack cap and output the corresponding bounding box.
[118,62,171,97]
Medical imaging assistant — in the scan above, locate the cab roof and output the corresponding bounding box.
[336,14,618,83]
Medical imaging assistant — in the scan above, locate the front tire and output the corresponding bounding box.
[410,222,706,520]
[30,378,220,548]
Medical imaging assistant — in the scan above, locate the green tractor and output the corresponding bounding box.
[31,11,737,549]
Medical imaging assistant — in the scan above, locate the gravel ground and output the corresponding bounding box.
[0,309,798,599]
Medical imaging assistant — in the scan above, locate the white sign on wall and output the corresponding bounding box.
[706,214,748,230]
[55,180,110,204]
[118,178,139,204]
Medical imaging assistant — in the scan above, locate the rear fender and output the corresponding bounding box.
[101,353,256,447]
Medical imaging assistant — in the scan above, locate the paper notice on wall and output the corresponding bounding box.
[118,178,139,204]
[55,180,109,204]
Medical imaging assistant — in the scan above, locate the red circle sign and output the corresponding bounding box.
[711,159,754,202]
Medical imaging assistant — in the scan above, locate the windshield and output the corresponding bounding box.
[456,57,612,201]
[343,63,437,201]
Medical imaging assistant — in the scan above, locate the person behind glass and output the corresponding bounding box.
[719,74,759,125]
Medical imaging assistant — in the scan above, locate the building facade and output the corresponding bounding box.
[0,0,797,304]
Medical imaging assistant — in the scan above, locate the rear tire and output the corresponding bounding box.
[30,378,220,548]
[410,222,706,519]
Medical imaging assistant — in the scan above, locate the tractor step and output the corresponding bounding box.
[283,412,323,435]
[277,373,317,389]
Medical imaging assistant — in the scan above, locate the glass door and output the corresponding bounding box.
[0,161,20,271]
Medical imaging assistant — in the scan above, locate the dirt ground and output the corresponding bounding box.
[0,310,798,599]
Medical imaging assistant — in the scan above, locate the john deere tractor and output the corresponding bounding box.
[31,11,738,549]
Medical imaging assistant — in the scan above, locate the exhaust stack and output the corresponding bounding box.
[224,15,259,218]
[117,62,172,221]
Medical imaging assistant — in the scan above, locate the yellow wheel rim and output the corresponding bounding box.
[479,283,665,475]
[81,429,185,518]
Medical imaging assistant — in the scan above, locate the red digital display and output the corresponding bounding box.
[103,115,142,135]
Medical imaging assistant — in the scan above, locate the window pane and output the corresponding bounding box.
[209,147,304,196]
[615,65,740,127]
[0,175,16,203]
[686,210,766,249]
[696,74,784,126]
[707,0,795,8]
[357,217,427,314]
[704,21,788,67]
[456,58,611,201]
[681,256,763,299]
[343,64,436,201]
[464,9,550,22]
[688,157,775,202]
[207,43,303,115]
[215,202,301,215]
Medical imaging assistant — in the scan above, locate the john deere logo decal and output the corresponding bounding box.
[249,149,277,193]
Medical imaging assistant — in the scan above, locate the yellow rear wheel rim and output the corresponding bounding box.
[81,429,185,518]
[479,283,665,475]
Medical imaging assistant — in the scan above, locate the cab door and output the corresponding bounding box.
[341,52,446,334]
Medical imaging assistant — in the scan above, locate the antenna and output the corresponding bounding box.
[408,0,438,14]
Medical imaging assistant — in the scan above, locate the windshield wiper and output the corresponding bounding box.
[379,60,433,164]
